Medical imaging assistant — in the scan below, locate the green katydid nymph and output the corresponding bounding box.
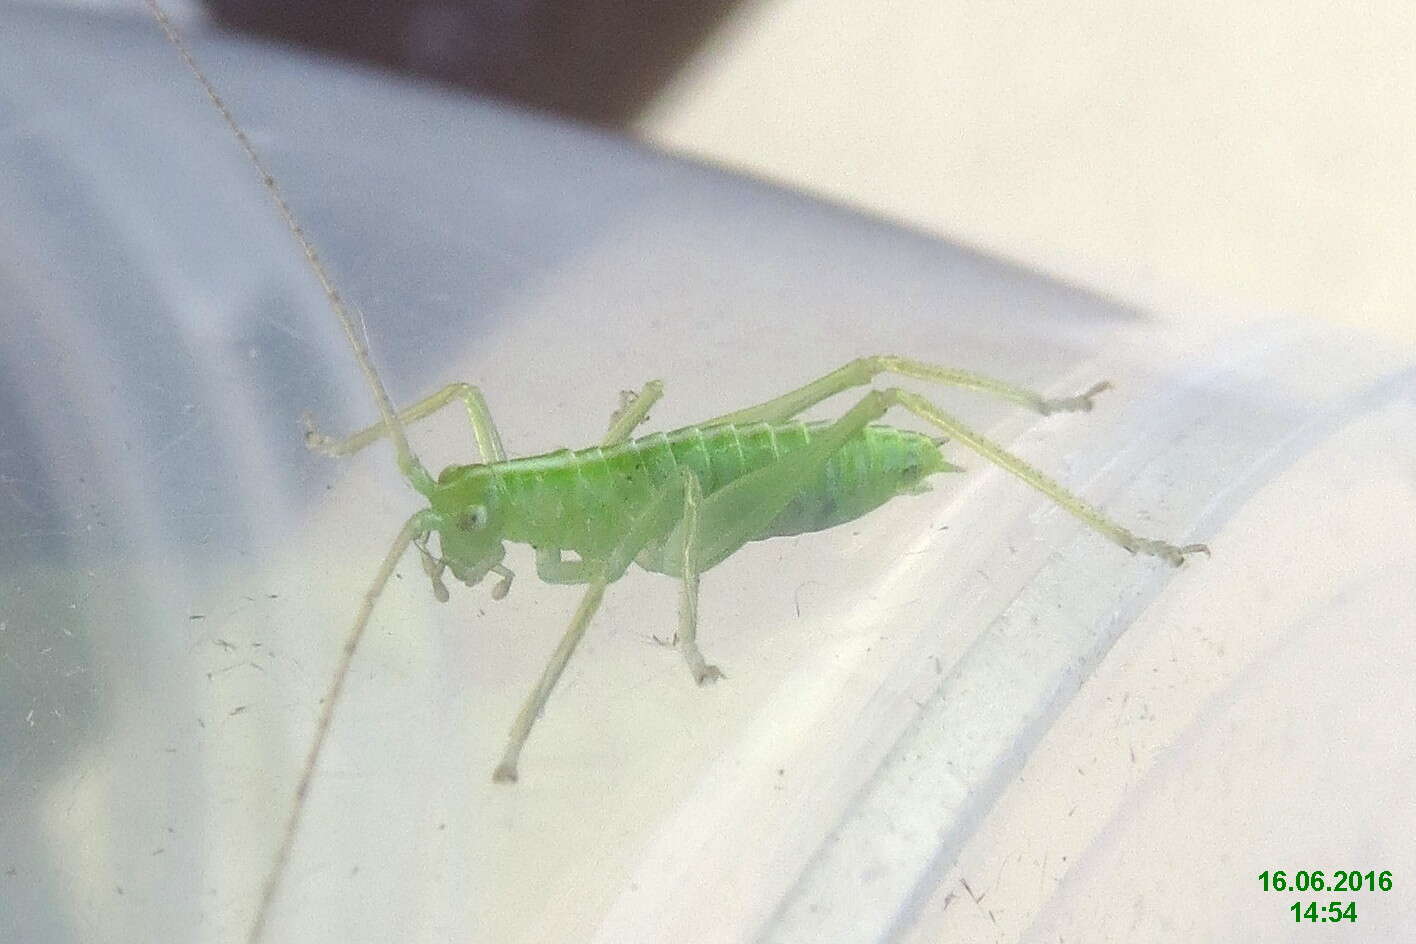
[300,353,1205,790]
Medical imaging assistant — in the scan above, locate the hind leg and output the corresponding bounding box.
[882,387,1207,563]
[702,354,1109,428]
[694,357,1202,564]
[691,387,1204,568]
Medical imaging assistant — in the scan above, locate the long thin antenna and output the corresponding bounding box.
[249,512,426,944]
[144,0,428,487]
[143,3,437,940]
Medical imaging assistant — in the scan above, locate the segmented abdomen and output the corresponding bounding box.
[493,421,949,555]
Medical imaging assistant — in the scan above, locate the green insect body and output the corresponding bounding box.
[428,421,957,583]
[145,4,1208,938]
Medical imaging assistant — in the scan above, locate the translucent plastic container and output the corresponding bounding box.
[3,6,1413,944]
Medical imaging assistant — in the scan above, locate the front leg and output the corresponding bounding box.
[303,381,507,463]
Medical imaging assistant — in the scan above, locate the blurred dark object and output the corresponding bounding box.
[203,0,743,126]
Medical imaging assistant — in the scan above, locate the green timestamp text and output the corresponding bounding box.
[1258,869,1392,893]
[1290,901,1356,923]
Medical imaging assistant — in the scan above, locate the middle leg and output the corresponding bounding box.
[673,470,723,684]
[603,380,664,445]
[530,379,663,588]
[493,470,689,782]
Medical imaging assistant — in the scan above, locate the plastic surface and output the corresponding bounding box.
[3,6,1413,943]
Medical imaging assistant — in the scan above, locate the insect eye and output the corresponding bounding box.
[459,505,489,531]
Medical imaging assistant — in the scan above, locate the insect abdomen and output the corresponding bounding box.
[745,423,953,538]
